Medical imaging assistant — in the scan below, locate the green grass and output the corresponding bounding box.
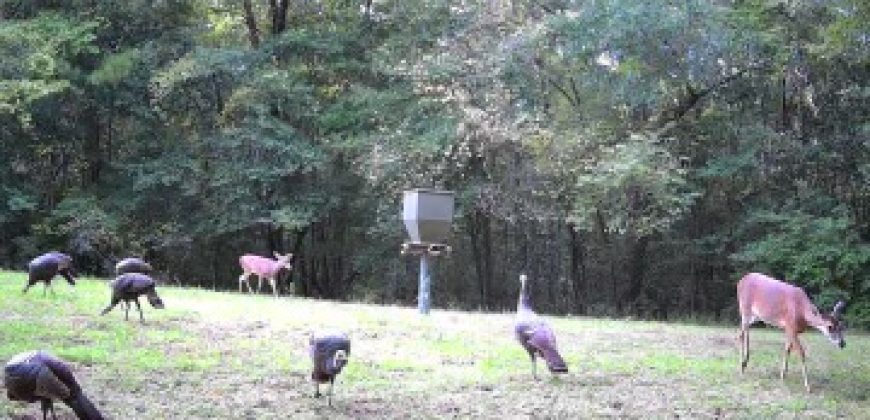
[1,269,869,418]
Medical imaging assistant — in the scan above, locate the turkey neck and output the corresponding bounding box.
[518,277,533,314]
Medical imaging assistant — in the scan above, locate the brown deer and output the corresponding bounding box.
[238,252,293,296]
[737,273,846,392]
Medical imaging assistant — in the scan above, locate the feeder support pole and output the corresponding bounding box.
[418,253,431,315]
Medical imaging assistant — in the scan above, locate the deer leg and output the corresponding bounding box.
[270,277,278,297]
[739,325,750,372]
[239,272,251,293]
[781,339,793,380]
[794,339,811,392]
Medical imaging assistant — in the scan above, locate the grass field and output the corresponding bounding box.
[1,270,868,419]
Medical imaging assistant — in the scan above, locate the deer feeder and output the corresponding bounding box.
[401,188,454,315]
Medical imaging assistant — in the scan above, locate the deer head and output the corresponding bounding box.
[818,300,846,348]
[272,252,294,270]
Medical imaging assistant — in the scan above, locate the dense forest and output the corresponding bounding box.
[0,1,867,326]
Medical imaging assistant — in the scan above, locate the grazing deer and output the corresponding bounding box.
[737,273,846,392]
[238,252,293,296]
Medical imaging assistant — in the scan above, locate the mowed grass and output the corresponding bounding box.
[1,270,868,419]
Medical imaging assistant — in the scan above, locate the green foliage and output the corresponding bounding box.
[570,133,698,236]
[0,0,867,322]
[0,13,98,125]
[0,186,38,223]
[88,49,140,86]
[35,195,122,257]
[811,1,870,61]
[0,12,99,77]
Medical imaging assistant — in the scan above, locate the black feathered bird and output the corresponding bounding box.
[100,273,165,322]
[309,332,350,406]
[4,350,104,420]
[514,274,568,378]
[24,252,76,296]
[115,257,153,275]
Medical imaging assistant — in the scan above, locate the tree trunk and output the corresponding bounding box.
[211,74,224,114]
[82,106,103,186]
[270,0,290,34]
[544,220,555,309]
[568,223,587,314]
[267,223,284,255]
[242,0,260,48]
[467,211,486,309]
[621,235,649,313]
[468,208,495,309]
[291,228,307,295]
[482,210,493,309]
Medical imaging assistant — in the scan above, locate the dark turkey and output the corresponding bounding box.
[514,274,568,378]
[24,252,76,296]
[100,273,164,322]
[114,257,153,275]
[4,350,104,420]
[309,332,350,406]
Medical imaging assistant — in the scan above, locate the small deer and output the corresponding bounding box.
[737,272,846,392]
[238,252,293,296]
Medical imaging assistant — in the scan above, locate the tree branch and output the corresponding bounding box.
[654,61,771,133]
[533,57,579,106]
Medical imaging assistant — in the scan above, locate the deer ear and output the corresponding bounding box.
[832,301,846,318]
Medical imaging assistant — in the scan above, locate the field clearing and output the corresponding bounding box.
[0,270,868,419]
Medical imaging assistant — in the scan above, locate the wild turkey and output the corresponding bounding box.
[115,257,153,275]
[309,331,351,406]
[99,273,165,322]
[4,350,104,420]
[24,252,76,296]
[514,274,568,378]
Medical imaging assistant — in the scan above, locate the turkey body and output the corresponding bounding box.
[115,257,153,275]
[24,252,76,295]
[514,274,568,377]
[4,350,104,420]
[100,273,165,322]
[309,332,351,406]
